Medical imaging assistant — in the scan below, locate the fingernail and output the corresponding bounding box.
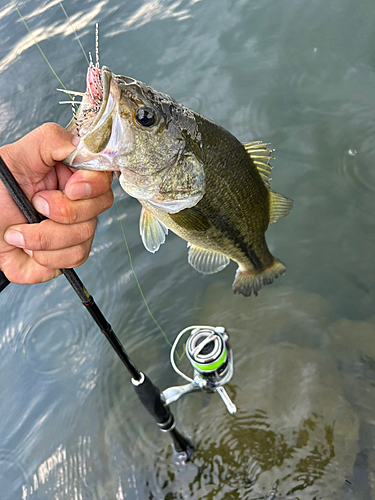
[68,182,92,200]
[72,135,81,147]
[24,249,33,257]
[33,196,50,216]
[4,230,25,248]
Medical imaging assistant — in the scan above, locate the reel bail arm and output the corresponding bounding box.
[162,326,237,415]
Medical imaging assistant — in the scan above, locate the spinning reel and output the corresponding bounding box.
[162,326,236,415]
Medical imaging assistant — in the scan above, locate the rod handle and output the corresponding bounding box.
[132,373,193,460]
[132,373,170,424]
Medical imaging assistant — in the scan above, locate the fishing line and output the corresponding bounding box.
[59,2,90,66]
[110,172,184,356]
[12,1,174,350]
[11,1,73,101]
[112,192,173,349]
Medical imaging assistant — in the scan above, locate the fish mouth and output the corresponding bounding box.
[66,65,111,139]
[64,65,125,170]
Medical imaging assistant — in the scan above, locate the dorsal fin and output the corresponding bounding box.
[243,141,275,187]
[244,142,293,223]
[268,191,293,223]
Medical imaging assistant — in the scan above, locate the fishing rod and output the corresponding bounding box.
[2,5,237,465]
[0,154,192,461]
[0,155,238,462]
[0,271,9,293]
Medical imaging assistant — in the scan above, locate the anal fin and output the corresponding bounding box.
[140,207,168,253]
[188,244,230,274]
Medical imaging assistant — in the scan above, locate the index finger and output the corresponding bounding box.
[64,170,113,201]
[31,189,113,224]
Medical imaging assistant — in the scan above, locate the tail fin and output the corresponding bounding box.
[232,259,286,297]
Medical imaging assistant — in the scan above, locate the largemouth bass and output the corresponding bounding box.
[64,65,293,297]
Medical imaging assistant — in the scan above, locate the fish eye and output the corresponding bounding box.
[135,107,156,127]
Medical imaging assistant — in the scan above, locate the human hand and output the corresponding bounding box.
[0,123,113,284]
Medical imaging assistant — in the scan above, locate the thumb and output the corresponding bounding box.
[1,123,79,182]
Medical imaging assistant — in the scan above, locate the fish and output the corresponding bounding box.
[63,64,293,297]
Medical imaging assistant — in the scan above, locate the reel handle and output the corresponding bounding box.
[216,387,236,414]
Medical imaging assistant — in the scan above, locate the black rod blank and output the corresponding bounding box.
[0,154,141,380]
[0,154,193,459]
[0,271,9,292]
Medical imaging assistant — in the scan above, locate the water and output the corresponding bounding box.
[0,0,374,498]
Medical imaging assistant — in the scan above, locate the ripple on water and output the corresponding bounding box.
[0,450,27,500]
[21,439,97,500]
[341,138,375,196]
[22,306,87,377]
[176,93,206,115]
[146,343,359,500]
[332,100,375,216]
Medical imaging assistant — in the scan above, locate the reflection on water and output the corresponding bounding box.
[0,1,107,73]
[0,0,374,498]
[0,450,27,500]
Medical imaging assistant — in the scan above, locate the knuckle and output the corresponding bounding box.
[32,231,48,250]
[32,251,54,269]
[103,172,114,189]
[81,220,96,241]
[58,203,77,224]
[104,190,114,210]
[72,244,89,267]
[40,122,61,136]
[96,191,114,215]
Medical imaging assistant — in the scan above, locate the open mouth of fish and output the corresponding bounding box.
[64,65,121,169]
[62,65,205,212]
[63,65,170,191]
[69,65,110,139]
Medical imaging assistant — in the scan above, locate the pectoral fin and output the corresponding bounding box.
[140,207,168,253]
[188,243,230,274]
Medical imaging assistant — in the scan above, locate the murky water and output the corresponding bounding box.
[0,0,375,498]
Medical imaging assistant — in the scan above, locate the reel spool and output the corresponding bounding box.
[185,327,231,388]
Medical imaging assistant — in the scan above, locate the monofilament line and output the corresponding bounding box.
[59,2,90,65]
[110,176,172,348]
[12,1,68,93]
